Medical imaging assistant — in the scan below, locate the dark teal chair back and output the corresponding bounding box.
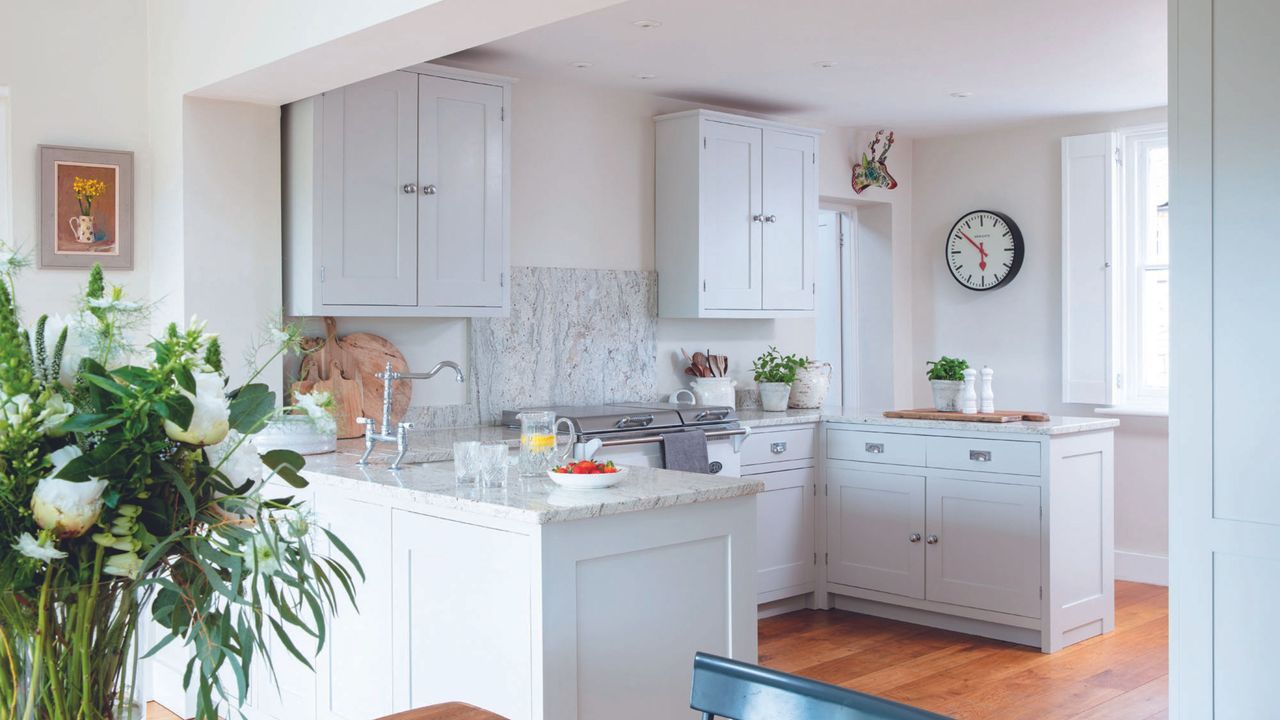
[690,652,953,720]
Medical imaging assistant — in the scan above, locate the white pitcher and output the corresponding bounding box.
[68,215,95,244]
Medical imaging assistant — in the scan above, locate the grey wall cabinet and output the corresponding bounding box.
[285,64,511,317]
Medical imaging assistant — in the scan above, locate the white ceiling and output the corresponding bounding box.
[440,0,1166,136]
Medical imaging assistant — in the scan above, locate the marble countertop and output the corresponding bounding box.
[302,451,762,525]
[736,406,1118,435]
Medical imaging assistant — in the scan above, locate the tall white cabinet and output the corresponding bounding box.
[284,64,510,317]
[655,110,819,318]
[1170,0,1280,715]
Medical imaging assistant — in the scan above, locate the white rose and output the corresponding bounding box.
[163,371,230,446]
[32,447,107,539]
[103,551,143,580]
[205,431,264,495]
[36,395,75,436]
[12,532,68,563]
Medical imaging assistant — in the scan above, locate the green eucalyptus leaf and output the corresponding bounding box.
[261,448,308,489]
[228,383,275,434]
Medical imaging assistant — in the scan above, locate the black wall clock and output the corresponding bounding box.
[945,210,1025,291]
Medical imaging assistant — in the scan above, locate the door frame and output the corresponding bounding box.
[817,204,859,409]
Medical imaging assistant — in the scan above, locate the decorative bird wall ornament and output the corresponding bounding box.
[852,129,898,194]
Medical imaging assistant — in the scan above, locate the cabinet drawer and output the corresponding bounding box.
[827,429,926,467]
[743,427,816,466]
[926,436,1041,476]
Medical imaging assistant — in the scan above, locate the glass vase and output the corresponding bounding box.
[0,580,144,720]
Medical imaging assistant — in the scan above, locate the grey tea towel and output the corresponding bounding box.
[662,429,709,473]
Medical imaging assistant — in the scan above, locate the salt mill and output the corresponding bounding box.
[980,366,995,414]
[961,367,979,414]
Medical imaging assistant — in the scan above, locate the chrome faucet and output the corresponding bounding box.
[356,360,466,470]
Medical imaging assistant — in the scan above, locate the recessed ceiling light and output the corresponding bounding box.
[634,73,657,80]
[632,19,662,29]
[949,91,974,99]
[813,61,838,69]
[569,61,594,69]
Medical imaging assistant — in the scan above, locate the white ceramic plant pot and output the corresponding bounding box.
[690,377,736,408]
[930,379,964,412]
[759,382,792,412]
[789,362,832,409]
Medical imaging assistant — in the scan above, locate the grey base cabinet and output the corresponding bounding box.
[284,63,511,317]
[821,424,1114,653]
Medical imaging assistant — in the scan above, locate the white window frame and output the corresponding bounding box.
[1115,124,1169,410]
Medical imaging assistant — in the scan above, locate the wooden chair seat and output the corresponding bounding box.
[376,702,508,720]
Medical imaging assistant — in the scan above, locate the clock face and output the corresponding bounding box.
[945,210,1025,291]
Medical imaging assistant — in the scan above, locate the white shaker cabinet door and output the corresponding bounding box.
[761,129,816,311]
[755,467,816,599]
[924,476,1041,618]
[700,120,763,310]
[417,75,505,308]
[320,71,419,306]
[390,510,532,719]
[314,497,395,720]
[827,467,926,599]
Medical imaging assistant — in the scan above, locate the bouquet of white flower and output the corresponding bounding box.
[0,262,361,720]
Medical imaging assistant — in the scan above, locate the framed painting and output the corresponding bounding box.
[39,145,134,269]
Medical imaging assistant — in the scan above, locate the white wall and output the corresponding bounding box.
[0,1,151,322]
[911,107,1170,578]
[182,98,285,394]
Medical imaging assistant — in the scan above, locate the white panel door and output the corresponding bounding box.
[827,467,925,598]
[754,467,816,598]
[1060,132,1116,404]
[761,129,816,310]
[1172,0,1280,715]
[315,497,394,720]
[924,476,1041,618]
[700,120,762,310]
[320,71,419,306]
[418,75,505,308]
[390,510,531,719]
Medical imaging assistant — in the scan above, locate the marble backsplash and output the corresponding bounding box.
[469,266,658,423]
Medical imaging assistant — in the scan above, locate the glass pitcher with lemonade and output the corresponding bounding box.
[516,411,575,477]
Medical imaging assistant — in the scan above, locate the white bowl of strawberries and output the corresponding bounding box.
[547,459,626,489]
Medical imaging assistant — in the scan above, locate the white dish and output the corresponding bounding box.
[547,465,627,489]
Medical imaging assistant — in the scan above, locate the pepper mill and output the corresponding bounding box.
[980,366,995,414]
[961,368,979,414]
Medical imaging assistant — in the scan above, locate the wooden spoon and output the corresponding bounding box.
[692,352,711,377]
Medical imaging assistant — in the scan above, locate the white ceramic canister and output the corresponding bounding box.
[690,377,737,408]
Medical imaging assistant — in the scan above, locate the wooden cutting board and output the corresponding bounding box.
[297,318,412,426]
[884,409,1051,423]
[339,331,411,425]
[311,360,365,438]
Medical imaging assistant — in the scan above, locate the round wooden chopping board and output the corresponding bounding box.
[337,331,412,425]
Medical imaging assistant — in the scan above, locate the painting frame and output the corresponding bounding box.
[39,145,134,270]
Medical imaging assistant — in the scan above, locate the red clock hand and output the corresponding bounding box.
[960,230,988,270]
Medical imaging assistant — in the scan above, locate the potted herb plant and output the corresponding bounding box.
[752,346,808,412]
[926,355,969,411]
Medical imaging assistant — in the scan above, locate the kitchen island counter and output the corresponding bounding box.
[301,450,761,525]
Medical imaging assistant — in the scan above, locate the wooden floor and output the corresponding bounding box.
[759,581,1168,720]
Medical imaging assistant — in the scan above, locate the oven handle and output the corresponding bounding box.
[583,426,752,456]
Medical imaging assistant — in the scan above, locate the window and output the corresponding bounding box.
[1118,126,1169,405]
[1060,123,1170,411]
